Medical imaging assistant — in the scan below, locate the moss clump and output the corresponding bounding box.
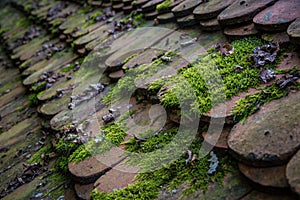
[276,65,299,75]
[123,53,138,65]
[120,12,146,27]
[55,155,69,173]
[28,93,39,106]
[156,0,172,11]
[55,137,80,155]
[68,121,127,164]
[77,5,93,14]
[125,127,177,153]
[40,172,71,199]
[90,11,103,21]
[233,79,298,123]
[27,144,52,164]
[103,123,127,146]
[156,37,284,115]
[28,81,47,106]
[68,144,91,163]
[60,63,75,73]
[103,51,175,104]
[91,128,236,200]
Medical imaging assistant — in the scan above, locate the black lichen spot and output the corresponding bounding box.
[247,152,256,161]
[264,130,270,136]
[262,153,278,162]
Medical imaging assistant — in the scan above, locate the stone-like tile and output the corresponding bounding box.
[193,0,235,20]
[228,91,300,167]
[239,163,289,188]
[123,48,164,70]
[287,18,300,45]
[68,157,112,184]
[23,51,77,86]
[157,12,176,24]
[218,0,277,26]
[74,183,94,200]
[181,169,252,200]
[253,0,300,31]
[202,88,258,125]
[242,190,297,200]
[172,0,203,18]
[40,92,71,116]
[286,150,300,196]
[94,160,139,193]
[142,0,164,13]
[223,23,259,38]
[199,18,221,31]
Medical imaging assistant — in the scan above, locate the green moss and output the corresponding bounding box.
[89,11,103,21]
[60,63,75,73]
[120,12,146,27]
[156,37,284,114]
[78,5,93,14]
[104,51,176,104]
[68,121,127,164]
[123,53,138,64]
[131,1,137,6]
[28,93,39,106]
[125,127,177,153]
[233,84,291,122]
[55,155,69,173]
[31,82,47,93]
[27,144,52,164]
[68,144,91,163]
[276,65,299,75]
[41,172,71,199]
[28,81,47,106]
[15,18,30,29]
[156,0,172,11]
[55,137,80,155]
[103,123,127,146]
[91,128,236,200]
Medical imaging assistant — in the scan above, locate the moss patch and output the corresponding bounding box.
[27,144,52,164]
[60,63,75,73]
[102,51,175,104]
[156,0,172,11]
[120,12,146,27]
[156,37,284,115]
[68,118,128,164]
[29,82,47,106]
[233,78,299,122]
[91,127,236,200]
[39,172,72,199]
